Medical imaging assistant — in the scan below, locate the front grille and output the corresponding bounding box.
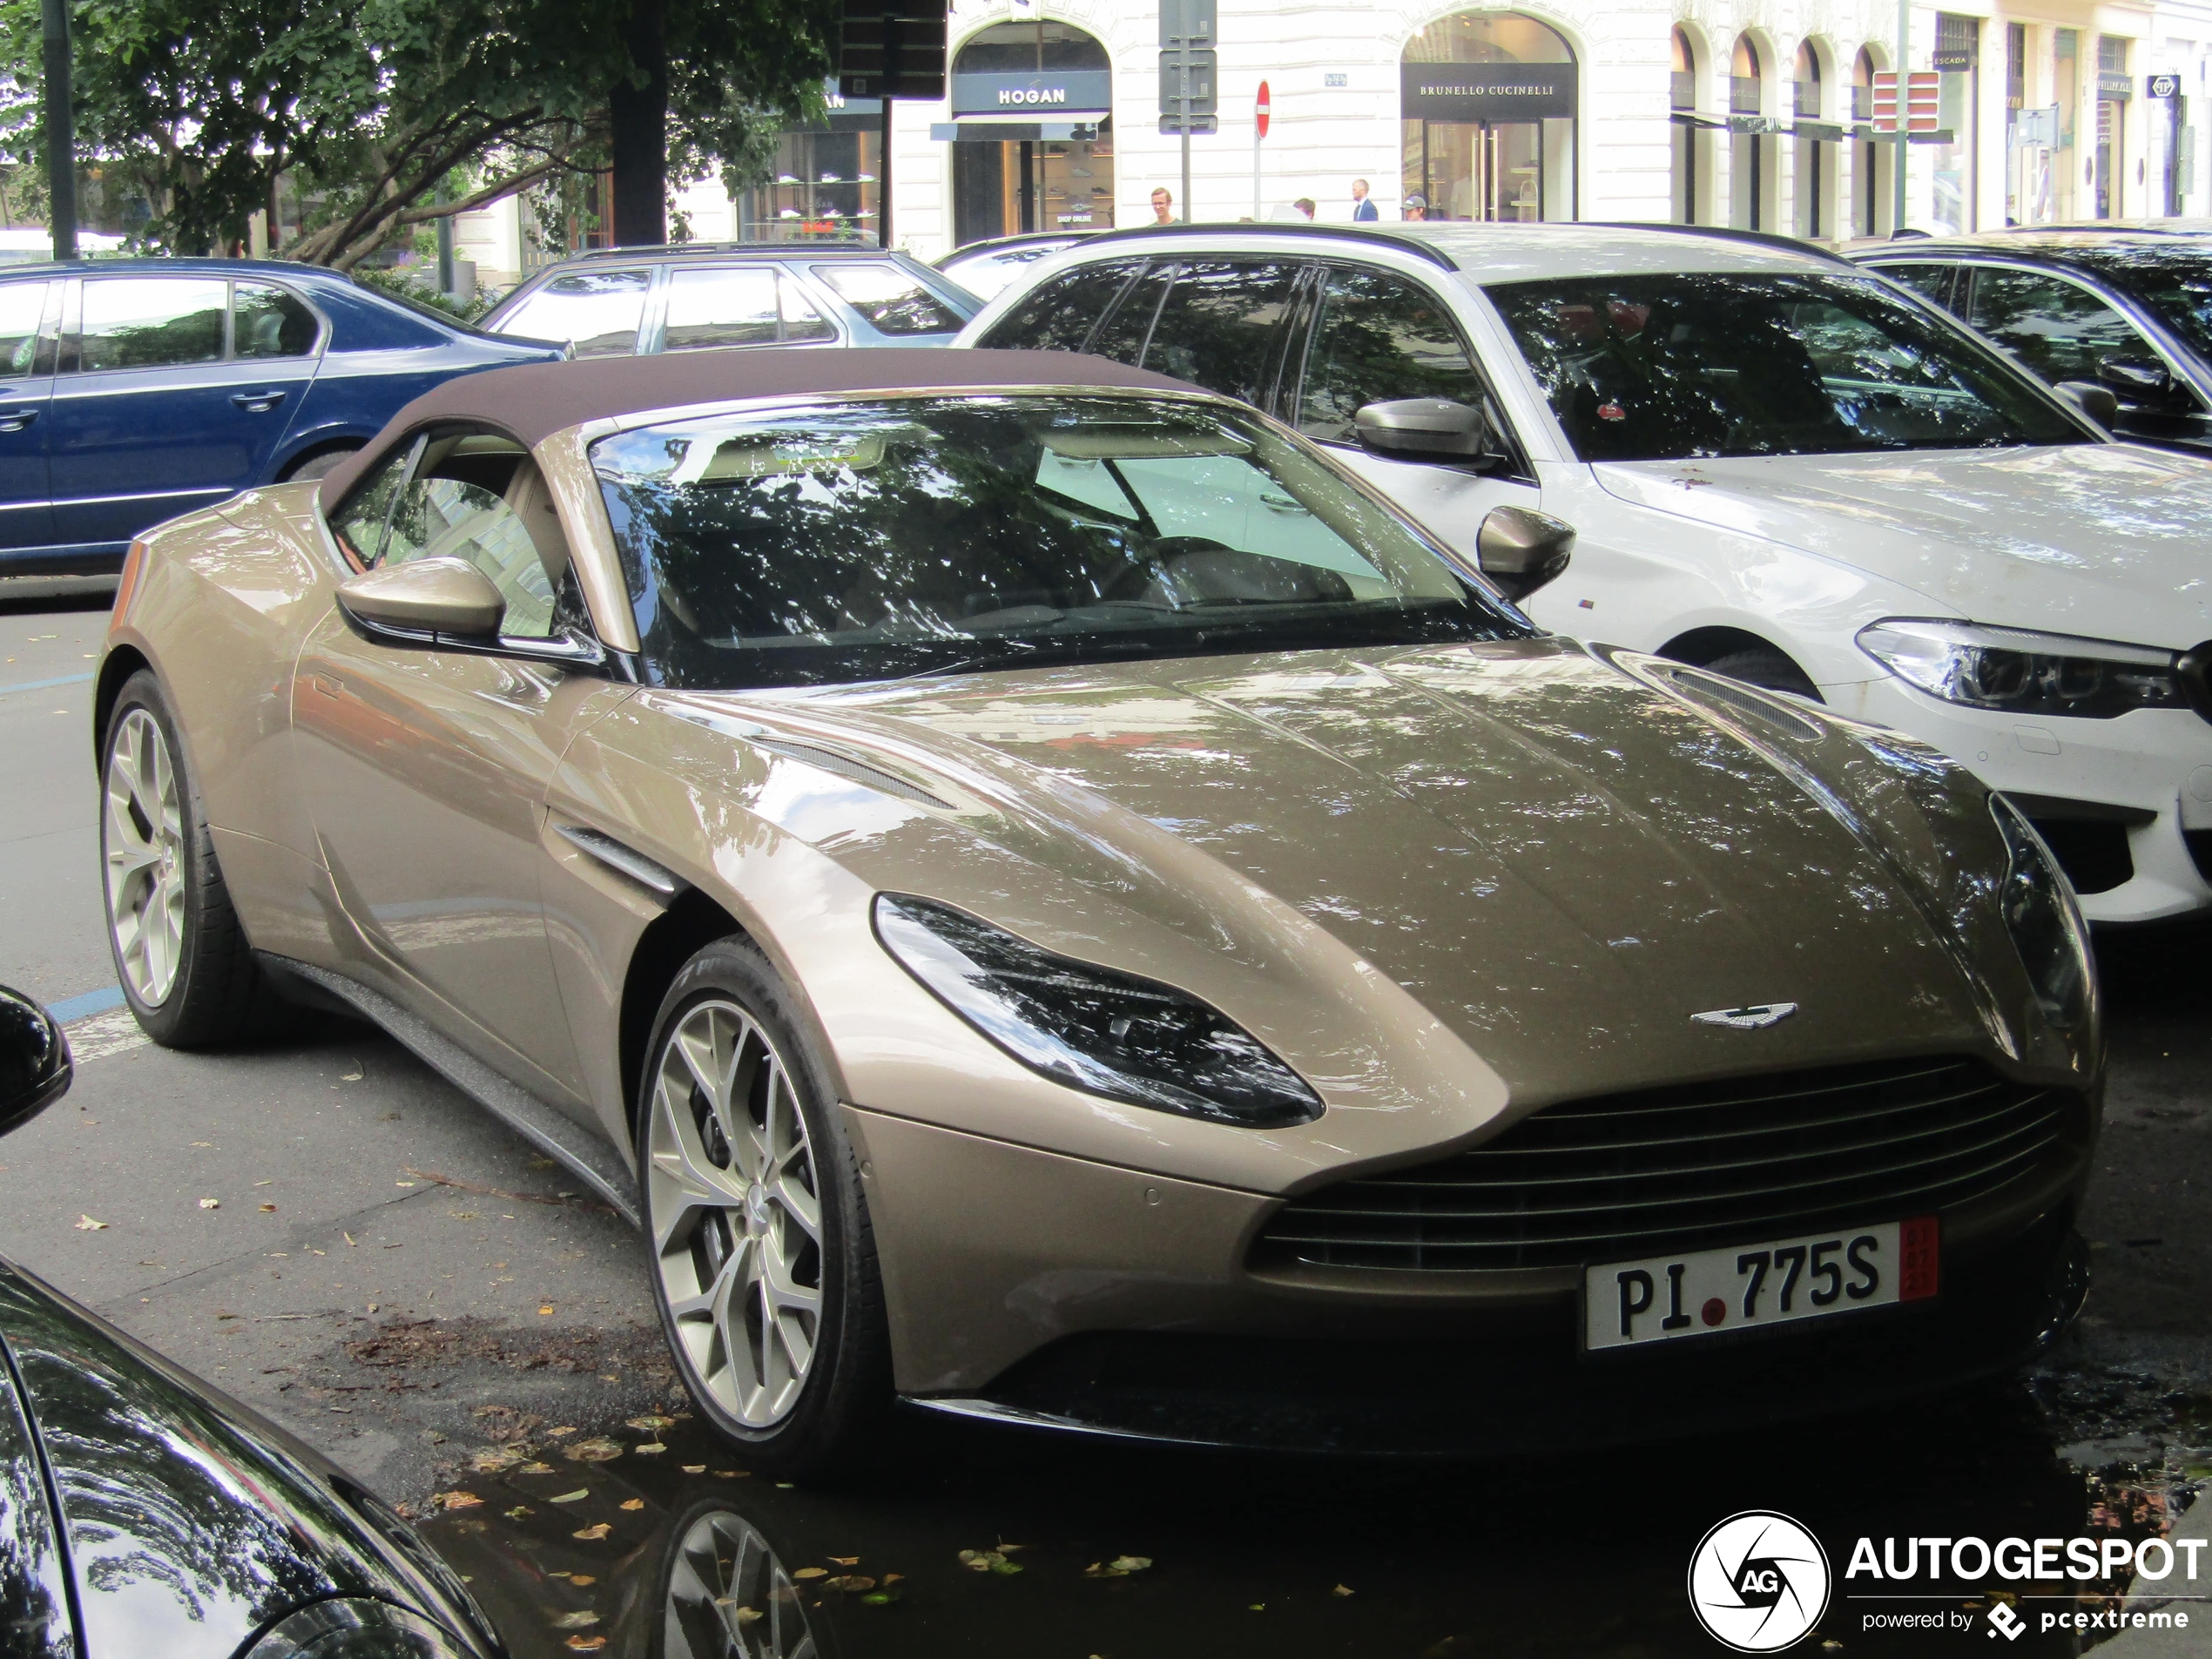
[1257,1057,2082,1272]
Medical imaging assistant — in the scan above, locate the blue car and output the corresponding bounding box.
[0,259,563,576]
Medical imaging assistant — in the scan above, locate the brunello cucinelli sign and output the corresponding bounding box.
[1399,61,1576,122]
[950,70,1114,117]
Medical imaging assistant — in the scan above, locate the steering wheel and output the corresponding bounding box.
[1099,536,1238,608]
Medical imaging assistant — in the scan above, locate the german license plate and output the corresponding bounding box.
[1583,1217,1939,1352]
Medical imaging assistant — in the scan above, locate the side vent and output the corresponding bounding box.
[556,824,682,898]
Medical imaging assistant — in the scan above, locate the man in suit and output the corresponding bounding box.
[1352,179,1379,221]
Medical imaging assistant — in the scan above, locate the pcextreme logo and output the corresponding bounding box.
[1689,1511,1833,1651]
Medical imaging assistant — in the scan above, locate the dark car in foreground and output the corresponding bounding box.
[480,244,980,359]
[0,260,563,577]
[0,985,502,1658]
[1853,232,2212,454]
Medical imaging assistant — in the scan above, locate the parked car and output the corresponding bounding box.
[0,983,504,1658]
[0,259,563,578]
[955,222,2212,924]
[481,245,981,360]
[935,231,1097,300]
[1851,231,2212,456]
[98,347,2098,1470]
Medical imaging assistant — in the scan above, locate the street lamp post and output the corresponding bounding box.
[41,0,75,261]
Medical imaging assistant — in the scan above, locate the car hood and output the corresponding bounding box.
[0,1258,497,1659]
[1592,445,2212,649]
[658,637,2054,1116]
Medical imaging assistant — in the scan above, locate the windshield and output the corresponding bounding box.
[2054,245,2212,361]
[1486,272,2084,461]
[592,395,1531,691]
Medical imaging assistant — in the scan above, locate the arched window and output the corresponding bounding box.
[948,22,1114,246]
[1730,35,1770,229]
[1401,12,1578,221]
[1671,27,1707,224]
[1853,47,1885,236]
[1794,42,1827,238]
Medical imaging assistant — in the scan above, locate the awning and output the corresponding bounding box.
[929,121,1102,141]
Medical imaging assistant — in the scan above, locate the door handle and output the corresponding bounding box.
[0,408,38,433]
[232,390,288,412]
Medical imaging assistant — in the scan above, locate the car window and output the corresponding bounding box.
[1295,266,1484,444]
[1874,263,1959,313]
[1087,262,1177,366]
[1487,271,2083,459]
[592,395,1530,691]
[383,471,563,638]
[977,258,1147,353]
[662,267,779,350]
[78,278,227,372]
[0,281,54,375]
[813,262,965,335]
[1136,261,1301,408]
[233,283,320,358]
[496,269,651,357]
[329,441,418,567]
[1966,267,2166,388]
[777,272,837,342]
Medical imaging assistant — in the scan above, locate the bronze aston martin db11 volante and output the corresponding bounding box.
[97,349,2100,1470]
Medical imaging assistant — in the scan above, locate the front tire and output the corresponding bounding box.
[99,671,270,1046]
[637,938,891,1477]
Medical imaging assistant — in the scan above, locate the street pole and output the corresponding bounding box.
[40,0,74,261]
[1180,57,1192,220]
[1892,0,1910,233]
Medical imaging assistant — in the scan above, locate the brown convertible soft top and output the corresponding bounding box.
[316,347,1201,510]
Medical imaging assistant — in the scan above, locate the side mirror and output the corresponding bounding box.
[1474,505,1575,602]
[2054,380,2121,427]
[2094,355,2175,399]
[337,556,505,638]
[0,985,71,1139]
[1353,398,1500,469]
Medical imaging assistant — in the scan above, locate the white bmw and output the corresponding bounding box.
[955,223,2212,923]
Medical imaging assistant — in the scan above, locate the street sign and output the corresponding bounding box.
[1159,0,1217,220]
[837,0,948,101]
[1158,48,1218,115]
[1158,0,1216,49]
[2148,72,2182,99]
[1257,78,1271,138]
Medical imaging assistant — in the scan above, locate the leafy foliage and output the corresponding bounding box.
[0,0,835,266]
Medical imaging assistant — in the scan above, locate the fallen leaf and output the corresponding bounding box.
[341,1067,363,1082]
[714,1469,747,1479]
[566,1438,624,1462]
[961,1549,1022,1575]
[634,1441,666,1454]
[395,1181,415,1188]
[882,1573,903,1585]
[199,1198,219,1210]
[827,1575,875,1593]
[74,1215,107,1231]
[563,1638,605,1653]
[733,1607,764,1625]
[1111,1556,1152,1574]
[259,1204,277,1213]
[792,1568,828,1581]
[1249,1603,1265,1611]
[547,1426,577,1438]
[549,1489,589,1504]
[1332,1583,1354,1597]
[503,1506,533,1519]
[682,1464,706,1474]
[538,1305,556,1316]
[432,1492,483,1511]
[828,1556,860,1566]
[861,1589,903,1606]
[550,1611,600,1630]
[516,1462,556,1475]
[568,1575,596,1588]
[253,1180,272,1187]
[626,1414,675,1433]
[619,1499,644,1512]
[571,1523,611,1541]
[470,1447,525,1473]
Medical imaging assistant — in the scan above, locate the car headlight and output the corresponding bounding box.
[243,1597,474,1658]
[1988,795,2095,1033]
[1858,618,2185,718]
[873,894,1324,1128]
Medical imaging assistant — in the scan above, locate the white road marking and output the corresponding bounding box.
[67,1007,150,1062]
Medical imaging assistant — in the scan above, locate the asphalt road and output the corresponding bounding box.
[4,579,2211,1657]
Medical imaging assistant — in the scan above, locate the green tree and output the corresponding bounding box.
[0,0,834,266]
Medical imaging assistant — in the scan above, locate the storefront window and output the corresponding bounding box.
[1401,12,1578,222]
[738,104,881,243]
[1793,42,1828,239]
[1931,14,1979,234]
[1852,48,1887,238]
[2095,37,2130,218]
[1671,28,1708,225]
[947,22,1114,246]
[1730,35,1769,230]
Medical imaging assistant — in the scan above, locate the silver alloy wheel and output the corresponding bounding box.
[648,998,825,1428]
[661,1507,818,1659]
[103,707,186,1006]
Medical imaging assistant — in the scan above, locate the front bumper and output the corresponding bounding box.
[845,1096,2094,1454]
[1843,680,2212,924]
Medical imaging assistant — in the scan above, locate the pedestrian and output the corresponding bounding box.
[1151,187,1175,225]
[1402,192,1427,221]
[1294,198,1316,220]
[1352,179,1379,221]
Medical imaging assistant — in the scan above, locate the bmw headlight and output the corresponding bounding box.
[243,1598,474,1658]
[1988,796,2095,1033]
[873,894,1323,1128]
[1858,619,2185,718]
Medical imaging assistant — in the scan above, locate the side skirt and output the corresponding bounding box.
[259,953,640,1227]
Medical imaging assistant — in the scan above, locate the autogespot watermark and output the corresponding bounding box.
[1690,1514,2204,1646]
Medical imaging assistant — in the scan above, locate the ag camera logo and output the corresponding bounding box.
[1689,1511,1832,1651]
